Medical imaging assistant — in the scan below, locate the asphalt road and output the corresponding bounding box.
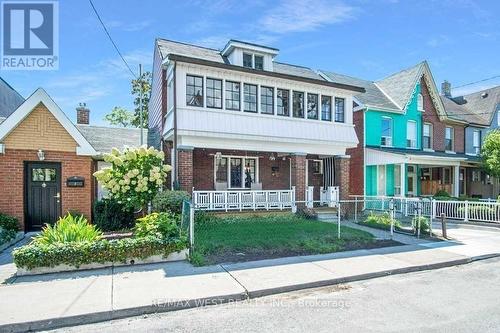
[46,257,500,333]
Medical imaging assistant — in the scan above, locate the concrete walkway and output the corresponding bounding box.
[1,223,500,332]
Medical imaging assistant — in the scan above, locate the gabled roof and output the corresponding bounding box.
[0,88,97,156]
[0,77,24,118]
[77,125,147,155]
[457,86,500,126]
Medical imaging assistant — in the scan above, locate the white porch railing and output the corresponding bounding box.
[320,186,339,208]
[193,187,295,211]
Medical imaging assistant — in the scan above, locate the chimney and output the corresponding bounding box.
[441,80,451,98]
[76,103,90,125]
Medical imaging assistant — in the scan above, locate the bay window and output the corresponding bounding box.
[243,83,257,112]
[260,86,274,114]
[473,130,481,155]
[293,91,304,118]
[321,95,332,121]
[215,155,258,189]
[186,75,203,107]
[206,78,222,109]
[307,93,318,120]
[277,89,289,116]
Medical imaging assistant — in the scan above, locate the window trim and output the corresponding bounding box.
[472,130,481,155]
[381,116,393,147]
[260,86,274,115]
[186,74,204,107]
[225,80,241,111]
[277,88,290,117]
[334,97,345,123]
[311,159,323,174]
[307,93,319,120]
[243,83,258,113]
[423,122,433,150]
[205,77,223,109]
[445,126,454,152]
[214,155,259,189]
[406,120,417,148]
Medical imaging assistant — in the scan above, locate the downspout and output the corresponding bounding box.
[172,60,178,188]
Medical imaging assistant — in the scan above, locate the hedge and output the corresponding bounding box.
[13,236,188,270]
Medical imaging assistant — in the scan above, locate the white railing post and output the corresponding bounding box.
[464,200,469,222]
[291,186,297,213]
[306,186,314,208]
[189,203,195,248]
[354,196,358,222]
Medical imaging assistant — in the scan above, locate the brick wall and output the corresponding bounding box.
[0,149,93,230]
[290,154,306,203]
[347,110,364,195]
[421,78,465,153]
[334,156,350,200]
[178,148,194,193]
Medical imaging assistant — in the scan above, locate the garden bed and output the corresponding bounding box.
[0,232,24,253]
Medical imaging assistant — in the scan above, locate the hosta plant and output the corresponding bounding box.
[33,213,103,245]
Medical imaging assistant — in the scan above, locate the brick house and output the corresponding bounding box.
[0,86,146,231]
[148,39,365,210]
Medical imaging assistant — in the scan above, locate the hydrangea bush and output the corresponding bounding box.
[93,146,171,210]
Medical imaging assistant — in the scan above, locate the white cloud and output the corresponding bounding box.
[259,0,356,34]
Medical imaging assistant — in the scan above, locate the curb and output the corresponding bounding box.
[1,254,500,332]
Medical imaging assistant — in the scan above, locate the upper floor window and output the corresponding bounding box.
[186,75,203,107]
[254,55,264,70]
[406,120,417,148]
[260,86,274,115]
[243,83,257,112]
[381,117,392,146]
[423,123,432,149]
[293,91,304,118]
[321,95,332,121]
[206,78,222,109]
[473,130,481,155]
[225,81,240,111]
[445,127,454,151]
[277,89,289,116]
[243,53,253,68]
[335,97,345,123]
[307,93,318,120]
[417,93,424,111]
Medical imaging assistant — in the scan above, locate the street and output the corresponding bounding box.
[47,256,500,333]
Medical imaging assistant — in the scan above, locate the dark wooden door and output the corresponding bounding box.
[25,162,62,230]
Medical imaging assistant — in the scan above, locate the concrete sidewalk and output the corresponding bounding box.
[1,224,500,332]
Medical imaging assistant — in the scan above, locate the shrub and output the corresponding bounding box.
[13,236,188,270]
[434,190,450,198]
[134,212,181,239]
[362,212,401,230]
[0,213,19,232]
[0,228,17,245]
[152,190,190,214]
[33,214,103,245]
[93,199,135,232]
[412,216,429,233]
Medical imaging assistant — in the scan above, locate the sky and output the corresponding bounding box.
[2,0,500,126]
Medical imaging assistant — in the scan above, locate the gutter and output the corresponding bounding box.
[172,61,179,188]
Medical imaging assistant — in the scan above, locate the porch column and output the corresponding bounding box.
[177,145,194,194]
[334,155,350,201]
[400,163,406,197]
[453,165,460,197]
[290,153,307,206]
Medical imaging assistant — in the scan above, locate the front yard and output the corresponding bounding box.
[191,213,400,265]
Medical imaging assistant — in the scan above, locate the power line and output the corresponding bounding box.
[452,74,500,90]
[88,0,136,79]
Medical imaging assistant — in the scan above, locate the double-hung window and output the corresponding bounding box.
[215,156,258,189]
[277,89,289,116]
[260,86,274,114]
[243,53,253,68]
[243,84,257,112]
[186,75,203,107]
[254,55,264,70]
[321,95,332,121]
[293,91,304,118]
[225,81,240,111]
[206,78,222,109]
[417,93,424,111]
[473,130,481,155]
[307,93,318,120]
[445,127,454,151]
[406,120,417,148]
[335,97,345,122]
[381,117,392,146]
[423,123,432,149]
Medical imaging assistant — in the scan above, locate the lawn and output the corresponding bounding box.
[191,213,397,265]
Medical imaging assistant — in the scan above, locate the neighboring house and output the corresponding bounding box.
[0,87,146,231]
[0,77,24,122]
[321,61,475,198]
[441,84,500,198]
[148,38,365,207]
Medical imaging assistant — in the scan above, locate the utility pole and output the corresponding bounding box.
[139,64,144,145]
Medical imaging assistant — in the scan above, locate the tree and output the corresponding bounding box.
[481,130,500,178]
[104,106,134,127]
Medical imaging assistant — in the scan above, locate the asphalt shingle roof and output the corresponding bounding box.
[0,77,24,118]
[76,125,147,154]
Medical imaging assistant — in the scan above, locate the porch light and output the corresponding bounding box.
[215,152,222,161]
[37,149,45,161]
[269,154,276,161]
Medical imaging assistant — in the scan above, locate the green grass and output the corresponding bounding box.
[191,213,375,266]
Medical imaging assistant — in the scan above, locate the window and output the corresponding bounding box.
[321,95,332,121]
[243,83,257,112]
[254,55,264,70]
[311,160,323,174]
[335,97,345,122]
[277,89,289,116]
[307,93,318,120]
[378,165,386,195]
[243,53,253,68]
[417,93,424,111]
[186,75,203,107]
[215,156,258,189]
[406,120,417,148]
[443,168,451,184]
[32,168,56,182]
[225,81,240,111]
[394,165,401,196]
[260,86,274,114]
[445,127,454,151]
[293,91,304,118]
[381,117,392,146]
[473,130,481,155]
[423,123,432,149]
[206,78,222,109]
[472,170,481,182]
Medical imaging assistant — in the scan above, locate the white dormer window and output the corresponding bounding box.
[242,53,264,70]
[254,55,264,70]
[243,53,253,68]
[417,93,424,111]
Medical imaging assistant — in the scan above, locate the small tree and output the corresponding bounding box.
[481,130,500,179]
[93,146,171,211]
[104,106,134,127]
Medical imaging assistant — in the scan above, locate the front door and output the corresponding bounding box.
[25,162,62,230]
[407,165,417,196]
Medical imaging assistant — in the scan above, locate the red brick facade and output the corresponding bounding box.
[347,110,364,195]
[0,149,93,230]
[290,154,307,204]
[421,78,465,153]
[334,156,350,200]
[178,147,194,193]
